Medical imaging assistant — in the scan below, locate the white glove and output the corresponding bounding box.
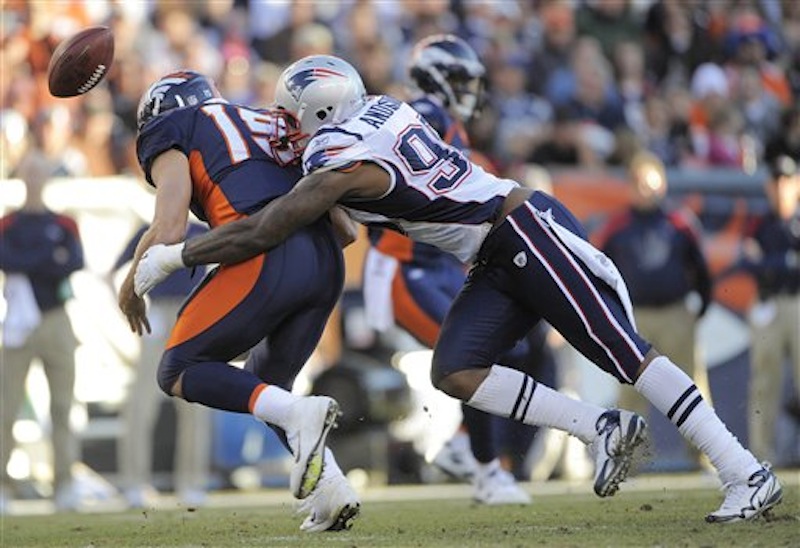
[134,243,186,297]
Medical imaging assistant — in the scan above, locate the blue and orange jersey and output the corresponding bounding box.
[410,96,470,150]
[136,101,302,227]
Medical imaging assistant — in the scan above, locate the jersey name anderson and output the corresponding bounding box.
[302,95,518,263]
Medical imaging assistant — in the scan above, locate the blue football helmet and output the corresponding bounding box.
[137,70,222,130]
[409,34,486,122]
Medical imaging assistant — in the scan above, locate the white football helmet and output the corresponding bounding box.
[274,55,367,138]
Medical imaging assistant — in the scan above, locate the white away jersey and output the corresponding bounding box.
[302,95,518,263]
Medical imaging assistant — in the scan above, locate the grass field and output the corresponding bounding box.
[1,473,798,547]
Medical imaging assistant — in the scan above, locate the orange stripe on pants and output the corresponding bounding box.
[391,269,441,348]
[166,255,264,349]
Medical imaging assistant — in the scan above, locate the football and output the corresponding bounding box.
[47,26,114,98]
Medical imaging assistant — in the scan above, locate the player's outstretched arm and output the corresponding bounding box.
[134,163,388,296]
[329,205,360,248]
[181,163,388,266]
[182,170,345,265]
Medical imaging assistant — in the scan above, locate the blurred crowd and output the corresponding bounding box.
[2,0,800,182]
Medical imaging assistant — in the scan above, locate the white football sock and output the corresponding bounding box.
[321,447,344,480]
[635,356,761,484]
[251,384,301,428]
[467,365,604,444]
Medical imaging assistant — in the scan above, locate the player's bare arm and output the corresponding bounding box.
[329,205,360,248]
[181,162,389,266]
[118,149,191,334]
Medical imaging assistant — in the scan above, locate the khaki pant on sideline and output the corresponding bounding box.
[118,299,211,496]
[1,307,78,492]
[617,301,710,463]
[748,294,800,464]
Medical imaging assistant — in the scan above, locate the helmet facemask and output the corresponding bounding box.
[267,108,309,166]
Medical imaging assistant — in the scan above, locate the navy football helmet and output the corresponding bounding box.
[409,34,486,122]
[137,70,222,130]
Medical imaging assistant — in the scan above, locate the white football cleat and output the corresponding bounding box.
[432,430,478,482]
[590,409,647,497]
[286,396,341,499]
[706,463,783,523]
[123,485,160,509]
[53,482,82,513]
[178,488,208,509]
[298,449,360,532]
[473,459,532,506]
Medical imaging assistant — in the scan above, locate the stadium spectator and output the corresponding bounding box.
[1,110,30,179]
[734,65,783,155]
[73,87,129,177]
[661,85,696,165]
[595,150,714,467]
[490,58,552,163]
[111,223,211,509]
[1,149,85,512]
[642,0,721,87]
[764,106,800,162]
[722,6,792,107]
[525,106,599,168]
[544,36,605,108]
[705,104,746,168]
[612,40,648,136]
[250,61,284,108]
[574,0,642,62]
[31,106,88,178]
[290,22,334,62]
[743,155,800,466]
[527,1,577,97]
[785,3,800,98]
[639,94,682,166]
[688,62,732,164]
[559,38,627,145]
[248,1,321,65]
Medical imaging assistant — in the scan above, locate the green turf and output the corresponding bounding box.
[1,487,797,547]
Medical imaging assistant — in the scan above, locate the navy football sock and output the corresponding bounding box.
[462,404,496,463]
[181,361,264,413]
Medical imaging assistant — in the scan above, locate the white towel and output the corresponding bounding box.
[537,208,637,330]
[2,274,42,348]
[362,248,399,332]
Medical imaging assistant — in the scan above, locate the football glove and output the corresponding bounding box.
[134,243,186,297]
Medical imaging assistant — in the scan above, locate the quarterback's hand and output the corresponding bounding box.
[118,288,151,336]
[134,243,186,297]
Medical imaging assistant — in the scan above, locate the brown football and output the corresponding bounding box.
[47,26,114,98]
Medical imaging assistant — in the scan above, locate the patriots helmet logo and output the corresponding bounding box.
[285,67,346,102]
